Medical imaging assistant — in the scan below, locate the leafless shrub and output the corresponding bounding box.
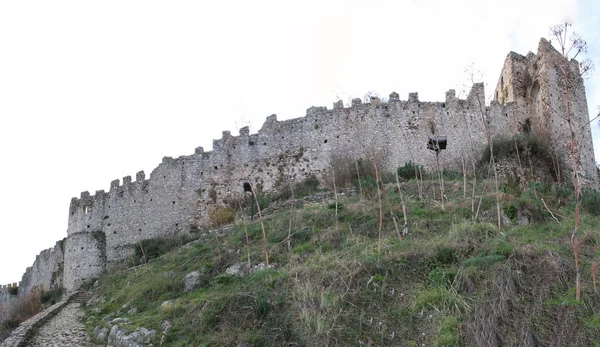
[549,21,594,301]
[1,286,45,333]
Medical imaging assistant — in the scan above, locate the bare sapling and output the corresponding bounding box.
[332,168,339,230]
[355,160,367,216]
[369,153,384,261]
[395,171,409,238]
[513,136,527,191]
[523,142,539,198]
[474,83,502,232]
[470,156,477,215]
[138,240,148,265]
[434,146,446,210]
[287,183,295,251]
[456,102,479,215]
[243,223,251,272]
[246,180,269,268]
[555,152,562,184]
[418,164,424,201]
[466,132,478,216]
[475,159,494,221]
[398,125,423,201]
[237,199,252,272]
[550,22,594,301]
[593,246,599,294]
[462,154,467,199]
[380,174,401,240]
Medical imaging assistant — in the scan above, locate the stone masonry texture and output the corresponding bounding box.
[0,38,595,297]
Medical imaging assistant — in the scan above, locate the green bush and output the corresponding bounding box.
[442,170,463,181]
[255,194,273,212]
[436,316,459,347]
[294,174,319,198]
[356,177,378,198]
[209,207,234,226]
[481,134,558,179]
[428,269,457,288]
[411,286,470,314]
[40,287,64,305]
[482,134,543,162]
[7,286,18,296]
[462,254,505,269]
[212,274,236,285]
[433,246,457,266]
[582,189,600,216]
[397,161,423,181]
[355,157,377,180]
[503,203,517,220]
[134,237,181,264]
[515,196,546,223]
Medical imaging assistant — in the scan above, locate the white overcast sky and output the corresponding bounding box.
[1,0,599,285]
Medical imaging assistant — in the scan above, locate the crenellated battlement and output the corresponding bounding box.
[70,85,486,211]
[12,38,596,294]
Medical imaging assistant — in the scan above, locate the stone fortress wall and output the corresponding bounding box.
[5,38,596,296]
[0,284,18,308]
[62,82,499,290]
[17,241,64,297]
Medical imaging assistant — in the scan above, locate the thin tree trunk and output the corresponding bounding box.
[370,154,384,261]
[418,165,424,202]
[287,184,295,251]
[514,136,527,191]
[593,261,598,294]
[249,184,269,268]
[244,223,251,272]
[381,182,401,241]
[556,25,581,300]
[556,152,562,184]
[471,159,477,216]
[414,162,423,202]
[475,89,502,232]
[436,151,445,210]
[462,154,467,199]
[355,160,366,216]
[332,168,339,230]
[395,171,409,238]
[138,240,147,264]
[475,160,494,220]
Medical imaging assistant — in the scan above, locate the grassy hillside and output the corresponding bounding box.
[82,176,600,346]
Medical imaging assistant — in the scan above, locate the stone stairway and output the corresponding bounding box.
[69,291,92,304]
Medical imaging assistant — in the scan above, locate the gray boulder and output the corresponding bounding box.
[160,300,174,312]
[93,326,109,342]
[183,270,205,292]
[225,262,247,277]
[160,320,171,345]
[108,325,157,347]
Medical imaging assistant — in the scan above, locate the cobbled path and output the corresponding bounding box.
[27,302,91,347]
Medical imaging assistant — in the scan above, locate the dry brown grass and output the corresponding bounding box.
[1,286,45,336]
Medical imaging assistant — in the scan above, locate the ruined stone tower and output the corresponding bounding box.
[493,38,596,185]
